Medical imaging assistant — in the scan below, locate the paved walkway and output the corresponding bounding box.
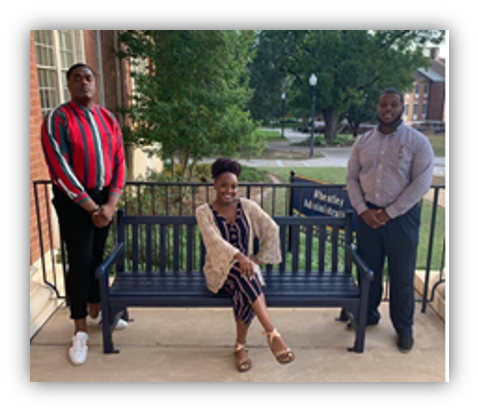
[30,303,445,382]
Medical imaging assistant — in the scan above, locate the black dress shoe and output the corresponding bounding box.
[397,334,414,353]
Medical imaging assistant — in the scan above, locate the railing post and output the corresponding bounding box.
[344,210,353,273]
[34,182,47,288]
[117,209,125,272]
[33,181,61,298]
[288,170,296,252]
[421,187,440,313]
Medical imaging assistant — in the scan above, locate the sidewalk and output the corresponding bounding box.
[30,303,445,382]
[247,129,446,176]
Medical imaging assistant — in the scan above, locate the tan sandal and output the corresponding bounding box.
[235,342,252,372]
[264,329,295,364]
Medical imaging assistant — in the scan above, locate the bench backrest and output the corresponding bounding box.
[115,209,353,275]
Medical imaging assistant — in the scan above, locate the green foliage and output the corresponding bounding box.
[248,30,445,143]
[117,30,259,176]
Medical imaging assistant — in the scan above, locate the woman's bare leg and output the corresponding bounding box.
[234,316,252,371]
[236,317,249,345]
[251,294,274,331]
[251,293,291,355]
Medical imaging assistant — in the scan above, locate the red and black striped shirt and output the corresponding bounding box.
[41,101,126,205]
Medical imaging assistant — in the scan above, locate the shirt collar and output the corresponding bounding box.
[69,100,97,114]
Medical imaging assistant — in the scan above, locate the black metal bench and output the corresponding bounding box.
[96,209,374,354]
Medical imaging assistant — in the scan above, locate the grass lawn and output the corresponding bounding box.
[261,166,347,184]
[424,132,446,157]
[255,129,283,141]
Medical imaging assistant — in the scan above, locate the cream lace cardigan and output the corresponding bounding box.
[195,198,282,293]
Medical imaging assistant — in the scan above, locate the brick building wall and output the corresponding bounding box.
[83,30,99,80]
[100,31,121,116]
[428,82,445,121]
[30,30,52,265]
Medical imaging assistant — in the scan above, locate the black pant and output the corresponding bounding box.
[356,203,420,337]
[53,186,111,320]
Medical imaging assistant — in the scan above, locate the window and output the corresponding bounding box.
[424,84,429,98]
[34,31,57,118]
[404,104,409,118]
[414,84,420,98]
[34,30,84,117]
[413,102,418,120]
[422,102,427,120]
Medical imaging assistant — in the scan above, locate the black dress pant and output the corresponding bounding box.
[52,186,111,320]
[356,203,420,337]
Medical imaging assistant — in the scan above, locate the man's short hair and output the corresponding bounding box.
[380,87,404,104]
[66,63,96,80]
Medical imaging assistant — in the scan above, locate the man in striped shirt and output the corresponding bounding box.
[41,63,127,366]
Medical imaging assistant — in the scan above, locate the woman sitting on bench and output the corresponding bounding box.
[195,158,295,372]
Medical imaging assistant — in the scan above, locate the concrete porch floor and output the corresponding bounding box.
[30,303,445,382]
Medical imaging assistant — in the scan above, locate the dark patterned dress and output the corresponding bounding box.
[209,201,263,326]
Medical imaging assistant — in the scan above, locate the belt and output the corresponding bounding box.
[87,187,108,195]
[366,202,384,209]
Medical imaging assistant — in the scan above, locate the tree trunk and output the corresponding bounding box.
[177,150,190,177]
[170,156,175,179]
[323,110,339,145]
[347,118,359,138]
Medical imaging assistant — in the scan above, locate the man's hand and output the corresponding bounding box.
[92,194,120,228]
[91,203,114,228]
[361,209,386,229]
[376,209,391,224]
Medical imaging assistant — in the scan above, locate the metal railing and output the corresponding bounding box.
[33,181,67,300]
[32,179,446,312]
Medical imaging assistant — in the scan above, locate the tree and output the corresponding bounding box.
[117,30,261,178]
[344,92,378,137]
[249,30,445,144]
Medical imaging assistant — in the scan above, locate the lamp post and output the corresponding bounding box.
[281,93,286,139]
[309,74,317,158]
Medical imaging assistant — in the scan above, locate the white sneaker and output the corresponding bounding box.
[68,331,89,366]
[87,311,128,330]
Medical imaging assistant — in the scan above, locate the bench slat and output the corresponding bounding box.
[111,271,358,299]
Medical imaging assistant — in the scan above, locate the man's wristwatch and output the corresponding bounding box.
[90,205,100,215]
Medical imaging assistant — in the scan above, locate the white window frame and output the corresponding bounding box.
[34,30,85,117]
[414,83,420,98]
[422,102,427,120]
[424,83,429,98]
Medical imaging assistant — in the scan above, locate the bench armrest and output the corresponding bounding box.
[346,243,374,282]
[96,242,125,280]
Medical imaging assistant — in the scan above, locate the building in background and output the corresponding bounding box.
[403,47,446,133]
